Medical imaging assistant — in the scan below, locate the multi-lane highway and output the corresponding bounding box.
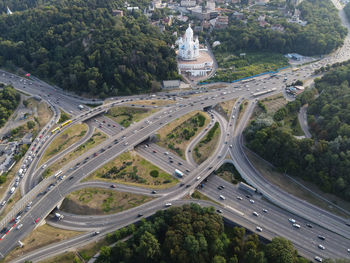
[2,0,350,260]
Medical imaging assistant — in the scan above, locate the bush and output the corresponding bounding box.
[150,170,159,178]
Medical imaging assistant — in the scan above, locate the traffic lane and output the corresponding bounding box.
[200,178,349,259]
[86,115,123,136]
[202,176,350,256]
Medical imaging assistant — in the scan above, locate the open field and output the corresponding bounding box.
[130,99,176,106]
[209,51,289,83]
[193,122,221,164]
[61,188,154,215]
[3,224,82,262]
[84,151,178,189]
[39,123,88,166]
[245,149,350,218]
[260,93,287,114]
[156,111,210,158]
[107,106,158,128]
[237,100,249,125]
[191,190,221,206]
[39,252,80,263]
[44,130,107,177]
[77,238,110,262]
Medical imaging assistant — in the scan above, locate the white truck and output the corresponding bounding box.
[55,213,64,220]
[174,169,184,178]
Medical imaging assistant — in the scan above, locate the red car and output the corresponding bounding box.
[35,217,40,224]
[153,150,157,153]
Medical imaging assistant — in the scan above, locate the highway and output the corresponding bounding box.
[298,104,312,139]
[1,0,350,259]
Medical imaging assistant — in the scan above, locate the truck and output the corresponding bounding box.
[54,170,62,178]
[174,169,184,178]
[78,104,84,110]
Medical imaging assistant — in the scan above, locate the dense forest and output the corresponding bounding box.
[244,62,350,201]
[96,204,309,263]
[0,0,179,97]
[0,85,20,127]
[212,0,347,56]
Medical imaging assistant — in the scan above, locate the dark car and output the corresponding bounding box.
[137,213,143,217]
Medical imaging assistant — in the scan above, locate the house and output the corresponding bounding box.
[162,80,181,90]
[271,24,284,32]
[112,9,124,16]
[181,0,197,7]
[215,15,229,29]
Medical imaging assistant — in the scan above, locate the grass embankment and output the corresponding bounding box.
[131,99,176,106]
[0,188,21,220]
[216,98,237,119]
[193,122,221,164]
[3,225,82,262]
[156,111,210,158]
[215,163,244,185]
[254,93,303,136]
[43,130,107,178]
[107,106,158,128]
[191,190,221,206]
[209,52,289,83]
[84,151,177,189]
[237,100,249,124]
[61,188,154,215]
[38,123,88,166]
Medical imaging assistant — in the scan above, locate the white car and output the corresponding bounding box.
[256,226,262,232]
[236,196,242,200]
[262,209,268,213]
[249,199,255,204]
[196,176,201,181]
[314,256,323,262]
[165,203,172,207]
[318,244,325,250]
[253,212,259,217]
[292,223,300,229]
[219,195,226,200]
[288,218,296,223]
[1,201,6,206]
[16,224,23,230]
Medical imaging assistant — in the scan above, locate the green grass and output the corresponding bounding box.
[209,51,289,83]
[191,190,221,206]
[84,151,178,189]
[215,163,245,185]
[107,106,157,127]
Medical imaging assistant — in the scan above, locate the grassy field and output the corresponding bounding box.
[107,106,158,127]
[84,151,178,189]
[36,100,54,129]
[3,224,82,262]
[209,52,289,83]
[245,149,350,218]
[157,111,210,158]
[260,93,287,114]
[191,190,221,206]
[39,252,80,263]
[61,188,154,215]
[193,122,221,164]
[43,130,107,177]
[77,238,110,262]
[237,100,249,125]
[215,163,245,185]
[39,123,88,166]
[131,99,176,106]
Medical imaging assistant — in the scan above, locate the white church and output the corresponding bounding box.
[176,24,213,79]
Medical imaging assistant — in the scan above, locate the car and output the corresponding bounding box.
[69,176,74,180]
[1,201,6,206]
[180,183,185,187]
[137,213,143,217]
[347,248,350,253]
[169,160,174,163]
[314,256,323,262]
[246,195,251,198]
[185,184,191,188]
[219,195,226,200]
[93,231,100,236]
[236,196,242,200]
[289,218,296,223]
[111,184,117,188]
[196,176,201,181]
[306,223,313,228]
[256,226,262,232]
[229,145,233,148]
[151,190,157,194]
[216,209,223,214]
[318,244,325,250]
[249,199,255,204]
[35,217,40,224]
[165,203,172,207]
[292,223,300,229]
[218,186,223,190]
[253,212,259,217]
[16,224,23,230]
[153,150,157,153]
[185,169,190,173]
[262,209,268,213]
[178,162,182,165]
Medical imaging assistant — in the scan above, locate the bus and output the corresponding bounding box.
[292,68,300,72]
[174,169,184,178]
[51,127,60,134]
[60,120,72,128]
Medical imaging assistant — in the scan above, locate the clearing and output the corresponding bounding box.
[214,163,245,185]
[215,98,237,119]
[39,123,88,166]
[3,224,82,262]
[107,106,158,128]
[84,151,178,189]
[44,130,107,177]
[156,111,210,158]
[61,188,154,215]
[130,99,175,106]
[193,122,221,164]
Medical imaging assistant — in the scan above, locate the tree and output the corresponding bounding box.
[136,231,160,261]
[265,237,297,263]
